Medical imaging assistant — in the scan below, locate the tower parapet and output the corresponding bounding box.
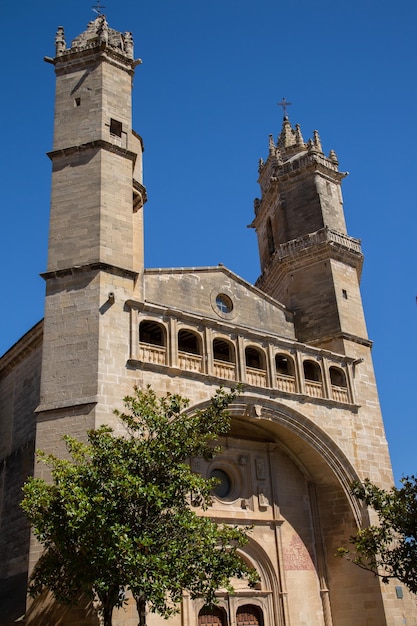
[54,16,136,61]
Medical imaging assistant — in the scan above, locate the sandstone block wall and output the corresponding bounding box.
[0,325,42,623]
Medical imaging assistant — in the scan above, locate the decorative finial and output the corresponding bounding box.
[329,149,338,164]
[313,130,323,153]
[124,32,134,58]
[92,0,106,15]
[268,134,276,155]
[277,97,292,119]
[295,123,304,146]
[55,26,66,56]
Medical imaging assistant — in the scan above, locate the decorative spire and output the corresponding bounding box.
[55,26,66,56]
[124,32,134,59]
[97,15,109,45]
[295,123,304,147]
[277,117,296,150]
[313,130,323,153]
[268,134,276,155]
[328,149,338,164]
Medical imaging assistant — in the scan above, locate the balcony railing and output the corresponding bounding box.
[213,360,236,381]
[276,373,296,393]
[305,380,323,398]
[139,343,166,365]
[275,227,362,262]
[331,385,349,403]
[178,351,203,373]
[246,367,267,387]
[138,343,351,405]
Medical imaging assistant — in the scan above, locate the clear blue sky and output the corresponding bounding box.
[1,1,416,483]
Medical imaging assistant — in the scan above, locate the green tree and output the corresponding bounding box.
[338,476,417,594]
[21,386,257,626]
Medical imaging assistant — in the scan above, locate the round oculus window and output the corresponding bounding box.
[215,294,233,314]
[210,469,231,499]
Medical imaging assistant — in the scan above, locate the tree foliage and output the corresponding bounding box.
[338,476,417,594]
[21,386,257,626]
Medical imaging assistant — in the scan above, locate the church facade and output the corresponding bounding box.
[0,15,415,626]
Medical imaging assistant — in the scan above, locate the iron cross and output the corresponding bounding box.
[277,97,292,117]
[92,0,106,15]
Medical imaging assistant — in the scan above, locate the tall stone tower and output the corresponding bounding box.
[251,116,367,355]
[38,15,145,433]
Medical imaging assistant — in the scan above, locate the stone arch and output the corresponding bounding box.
[193,538,284,626]
[198,605,228,626]
[139,319,166,347]
[245,345,266,370]
[178,327,202,355]
[329,365,347,387]
[213,337,236,363]
[236,605,264,626]
[237,539,285,626]
[183,395,388,626]
[186,394,364,525]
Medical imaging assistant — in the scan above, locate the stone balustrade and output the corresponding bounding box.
[276,373,296,394]
[331,385,349,403]
[139,343,166,365]
[305,380,324,399]
[135,317,354,406]
[275,227,362,262]
[213,360,236,381]
[178,351,203,373]
[246,367,267,388]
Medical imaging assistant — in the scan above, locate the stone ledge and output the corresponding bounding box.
[35,400,97,418]
[47,139,137,164]
[41,261,138,281]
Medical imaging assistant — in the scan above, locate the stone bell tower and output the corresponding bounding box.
[37,15,146,446]
[251,115,367,355]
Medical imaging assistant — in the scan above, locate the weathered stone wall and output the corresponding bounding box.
[0,324,42,624]
[143,268,295,340]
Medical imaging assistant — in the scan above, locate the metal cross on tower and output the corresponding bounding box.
[277,97,292,118]
[92,0,106,15]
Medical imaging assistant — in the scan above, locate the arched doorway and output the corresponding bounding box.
[236,605,264,626]
[198,606,227,626]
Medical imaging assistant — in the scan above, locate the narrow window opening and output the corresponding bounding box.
[266,217,275,256]
[110,118,122,137]
[342,289,348,299]
[74,97,81,107]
